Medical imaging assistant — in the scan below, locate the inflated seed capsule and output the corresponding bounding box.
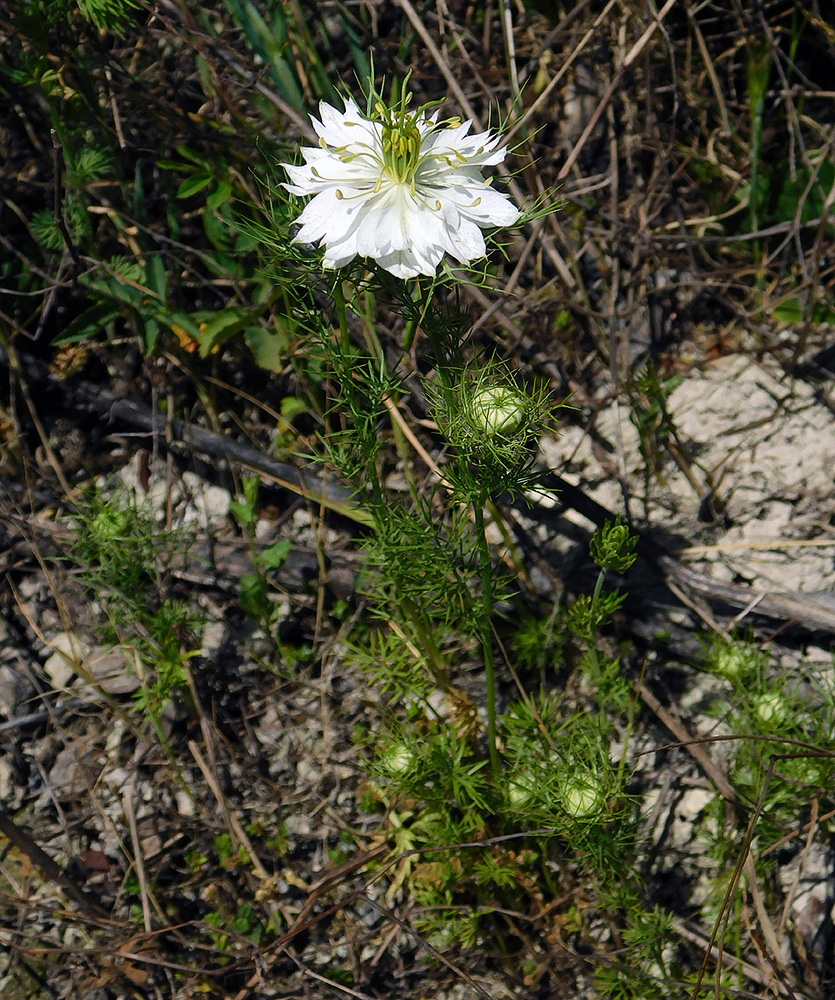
[381,744,414,776]
[469,385,527,436]
[753,691,788,725]
[560,772,605,818]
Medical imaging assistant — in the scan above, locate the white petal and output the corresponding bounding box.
[444,218,487,263]
[293,188,368,243]
[453,185,521,227]
[322,247,360,269]
[282,161,317,193]
[311,99,369,147]
[375,245,443,278]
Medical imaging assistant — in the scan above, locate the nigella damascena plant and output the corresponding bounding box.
[281,89,520,278]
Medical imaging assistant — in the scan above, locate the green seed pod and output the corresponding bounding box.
[507,771,538,808]
[712,646,751,680]
[468,385,527,437]
[560,772,605,818]
[753,691,788,725]
[381,744,414,776]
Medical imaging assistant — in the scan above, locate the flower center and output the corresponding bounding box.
[379,109,423,185]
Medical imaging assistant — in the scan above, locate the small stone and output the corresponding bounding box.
[87,646,140,695]
[49,738,98,797]
[182,472,231,527]
[200,622,226,656]
[0,758,16,802]
[175,789,196,816]
[43,633,88,690]
[101,766,131,791]
[0,664,31,716]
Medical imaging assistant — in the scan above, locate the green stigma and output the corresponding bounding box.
[380,113,423,184]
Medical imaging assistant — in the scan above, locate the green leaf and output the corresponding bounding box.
[177,174,213,199]
[239,573,271,624]
[214,833,235,861]
[229,500,254,526]
[245,322,288,372]
[202,207,233,253]
[153,310,203,346]
[174,145,210,167]
[206,179,233,210]
[52,302,121,345]
[230,475,260,527]
[258,539,291,570]
[144,253,168,300]
[194,308,251,356]
[773,297,835,324]
[142,316,160,355]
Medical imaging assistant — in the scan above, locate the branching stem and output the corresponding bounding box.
[333,280,350,356]
[474,499,501,782]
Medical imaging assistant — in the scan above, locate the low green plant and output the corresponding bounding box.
[227,66,702,993]
[686,634,835,997]
[230,475,292,631]
[702,635,835,844]
[628,363,684,498]
[12,7,832,990]
[66,490,201,737]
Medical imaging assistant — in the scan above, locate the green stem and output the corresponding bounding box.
[400,598,447,687]
[473,499,501,782]
[585,566,608,675]
[333,280,350,356]
[402,277,439,358]
[402,278,423,352]
[590,566,607,620]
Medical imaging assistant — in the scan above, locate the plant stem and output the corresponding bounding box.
[402,276,437,356]
[473,499,501,782]
[584,566,608,675]
[333,279,350,356]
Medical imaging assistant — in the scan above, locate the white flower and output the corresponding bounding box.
[282,95,520,278]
